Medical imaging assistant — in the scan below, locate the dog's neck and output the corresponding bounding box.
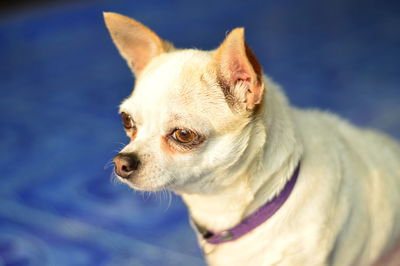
[180,78,303,232]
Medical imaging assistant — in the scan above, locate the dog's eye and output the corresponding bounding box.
[121,112,134,129]
[172,129,197,144]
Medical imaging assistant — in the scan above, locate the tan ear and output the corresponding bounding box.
[214,28,264,112]
[103,12,173,77]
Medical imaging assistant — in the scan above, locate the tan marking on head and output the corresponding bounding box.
[161,136,181,155]
[129,128,137,142]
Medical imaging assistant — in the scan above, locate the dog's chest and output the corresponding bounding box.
[201,227,317,266]
[197,206,331,266]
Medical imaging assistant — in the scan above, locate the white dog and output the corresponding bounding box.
[104,12,400,266]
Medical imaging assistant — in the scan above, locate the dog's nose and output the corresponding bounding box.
[113,153,140,179]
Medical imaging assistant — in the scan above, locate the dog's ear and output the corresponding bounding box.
[103,12,173,77]
[214,28,264,113]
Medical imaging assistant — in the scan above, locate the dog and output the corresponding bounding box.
[104,12,400,266]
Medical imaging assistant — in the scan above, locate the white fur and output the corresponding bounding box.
[113,40,400,266]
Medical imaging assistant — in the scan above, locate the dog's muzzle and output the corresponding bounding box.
[113,153,140,179]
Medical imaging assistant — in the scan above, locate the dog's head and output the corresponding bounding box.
[104,13,266,193]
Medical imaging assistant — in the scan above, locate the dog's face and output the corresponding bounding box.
[104,13,265,193]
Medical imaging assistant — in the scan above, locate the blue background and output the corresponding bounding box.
[0,0,399,265]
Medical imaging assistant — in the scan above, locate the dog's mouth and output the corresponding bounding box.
[128,180,175,192]
[114,170,176,192]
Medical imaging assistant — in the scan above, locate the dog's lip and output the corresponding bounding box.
[114,170,136,184]
[114,169,131,181]
[114,168,175,191]
[123,178,175,192]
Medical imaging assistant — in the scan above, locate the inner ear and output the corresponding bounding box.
[214,28,264,113]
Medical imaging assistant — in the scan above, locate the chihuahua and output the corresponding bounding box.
[104,12,400,266]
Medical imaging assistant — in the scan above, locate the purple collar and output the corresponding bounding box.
[193,163,300,245]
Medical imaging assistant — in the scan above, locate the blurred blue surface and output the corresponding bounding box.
[0,0,399,265]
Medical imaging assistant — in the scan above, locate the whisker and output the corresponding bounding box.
[109,170,121,185]
[164,189,173,212]
[109,142,129,156]
[143,191,151,201]
[161,189,168,206]
[104,158,115,170]
[112,142,128,149]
